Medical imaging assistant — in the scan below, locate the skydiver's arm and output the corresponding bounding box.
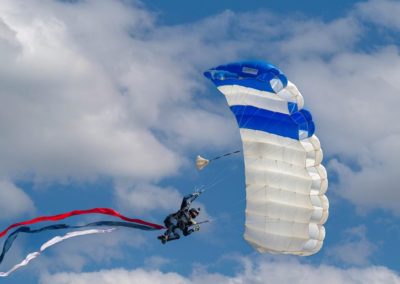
[182,227,193,236]
[182,224,199,236]
[180,192,201,210]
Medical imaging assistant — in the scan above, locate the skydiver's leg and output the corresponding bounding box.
[164,218,173,237]
[182,227,194,236]
[158,215,175,242]
[166,227,180,242]
[159,229,180,244]
[177,220,193,237]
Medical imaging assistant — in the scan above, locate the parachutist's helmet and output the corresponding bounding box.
[189,208,200,218]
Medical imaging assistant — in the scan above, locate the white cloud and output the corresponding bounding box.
[279,44,400,216]
[0,0,235,185]
[328,139,400,216]
[277,17,361,58]
[41,268,187,284]
[129,1,400,217]
[157,106,238,151]
[115,183,182,215]
[192,1,400,217]
[355,0,400,30]
[39,258,400,284]
[281,46,400,216]
[0,0,399,217]
[0,180,35,219]
[41,228,148,272]
[143,256,171,270]
[326,225,377,266]
[0,17,21,63]
[0,1,399,283]
[115,183,212,225]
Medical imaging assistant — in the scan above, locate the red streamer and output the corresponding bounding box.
[0,208,164,238]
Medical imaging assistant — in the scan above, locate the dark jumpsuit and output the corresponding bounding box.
[162,193,199,241]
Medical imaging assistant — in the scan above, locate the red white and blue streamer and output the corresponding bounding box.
[0,228,115,277]
[0,208,165,277]
[0,207,164,238]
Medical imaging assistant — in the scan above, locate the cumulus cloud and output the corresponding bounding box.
[278,44,400,216]
[0,0,236,185]
[0,0,398,224]
[115,182,212,225]
[143,256,171,270]
[326,225,377,266]
[172,0,400,217]
[40,229,148,272]
[271,20,400,215]
[305,47,400,215]
[40,258,400,284]
[0,0,365,179]
[115,183,182,214]
[41,268,187,284]
[0,1,399,283]
[0,180,35,219]
[355,0,400,30]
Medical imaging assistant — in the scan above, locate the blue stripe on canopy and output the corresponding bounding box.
[230,105,315,140]
[204,61,288,93]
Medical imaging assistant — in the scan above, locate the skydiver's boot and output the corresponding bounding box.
[157,234,168,244]
[166,233,180,242]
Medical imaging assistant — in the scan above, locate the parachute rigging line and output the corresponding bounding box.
[210,150,241,161]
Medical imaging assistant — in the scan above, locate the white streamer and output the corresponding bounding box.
[0,228,115,277]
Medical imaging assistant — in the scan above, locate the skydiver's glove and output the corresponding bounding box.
[193,189,204,197]
[194,224,200,231]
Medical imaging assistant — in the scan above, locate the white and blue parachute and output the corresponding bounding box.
[204,61,329,256]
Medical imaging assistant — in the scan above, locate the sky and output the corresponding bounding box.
[0,0,399,283]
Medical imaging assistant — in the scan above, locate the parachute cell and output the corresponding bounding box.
[204,61,329,256]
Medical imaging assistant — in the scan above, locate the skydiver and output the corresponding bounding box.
[157,191,202,244]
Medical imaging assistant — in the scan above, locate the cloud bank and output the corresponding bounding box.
[1,0,399,215]
[0,0,399,283]
[40,258,400,284]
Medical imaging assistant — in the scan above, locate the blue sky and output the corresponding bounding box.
[146,0,357,24]
[0,0,399,283]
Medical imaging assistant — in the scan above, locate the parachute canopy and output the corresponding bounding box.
[204,61,329,256]
[196,155,210,170]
